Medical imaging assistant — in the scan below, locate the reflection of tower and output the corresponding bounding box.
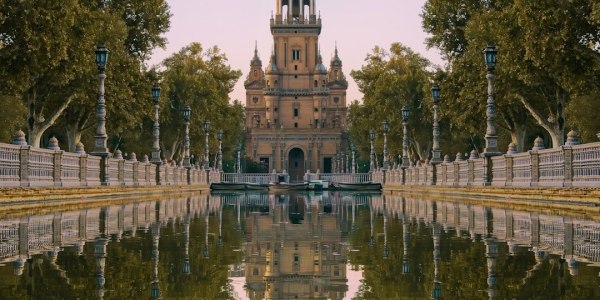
[563,217,579,276]
[150,221,161,299]
[94,237,108,300]
[244,191,348,300]
[431,222,442,299]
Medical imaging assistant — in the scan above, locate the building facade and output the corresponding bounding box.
[245,0,348,181]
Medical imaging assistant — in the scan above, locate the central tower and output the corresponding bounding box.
[245,0,348,180]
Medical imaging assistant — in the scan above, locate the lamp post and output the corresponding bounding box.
[203,121,210,170]
[182,106,192,168]
[369,129,375,172]
[431,85,442,164]
[217,129,223,171]
[382,121,389,170]
[150,85,162,164]
[236,144,242,174]
[351,143,356,173]
[91,45,109,157]
[483,45,500,156]
[401,106,411,168]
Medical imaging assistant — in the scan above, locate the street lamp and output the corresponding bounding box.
[236,144,242,173]
[382,121,389,170]
[431,85,442,164]
[91,45,109,157]
[182,106,192,168]
[203,121,210,170]
[351,143,356,173]
[483,45,500,156]
[217,129,223,171]
[401,106,411,168]
[369,129,375,172]
[150,85,162,164]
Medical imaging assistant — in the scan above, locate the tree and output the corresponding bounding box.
[0,0,170,149]
[422,0,600,149]
[159,43,243,164]
[350,43,435,164]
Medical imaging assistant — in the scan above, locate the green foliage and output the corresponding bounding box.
[422,0,600,149]
[350,43,435,162]
[158,43,243,163]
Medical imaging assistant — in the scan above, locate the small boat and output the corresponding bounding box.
[306,180,329,190]
[268,182,309,191]
[332,182,382,191]
[210,182,247,190]
[244,182,269,191]
[210,182,268,191]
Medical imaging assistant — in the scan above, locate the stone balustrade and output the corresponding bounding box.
[0,132,211,187]
[379,134,600,188]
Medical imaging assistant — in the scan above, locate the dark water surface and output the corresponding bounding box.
[0,191,599,299]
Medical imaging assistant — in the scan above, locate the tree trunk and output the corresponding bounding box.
[26,91,73,148]
[518,94,565,148]
[65,124,82,152]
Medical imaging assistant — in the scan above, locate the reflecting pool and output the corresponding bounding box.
[0,191,599,299]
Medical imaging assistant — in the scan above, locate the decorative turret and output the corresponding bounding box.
[266,50,279,74]
[245,42,265,89]
[443,154,451,163]
[328,44,348,88]
[469,149,479,160]
[315,53,327,74]
[114,149,124,160]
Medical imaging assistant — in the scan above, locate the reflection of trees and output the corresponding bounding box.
[347,200,600,300]
[0,202,244,299]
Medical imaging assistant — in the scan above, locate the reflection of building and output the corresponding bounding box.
[245,0,348,179]
[243,192,349,300]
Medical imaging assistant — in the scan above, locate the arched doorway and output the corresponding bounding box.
[288,148,305,182]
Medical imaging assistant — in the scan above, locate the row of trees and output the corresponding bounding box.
[349,0,600,164]
[0,1,245,167]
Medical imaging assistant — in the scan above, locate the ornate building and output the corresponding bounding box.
[245,0,348,180]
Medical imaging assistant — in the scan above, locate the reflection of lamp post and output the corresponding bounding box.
[217,129,223,171]
[91,45,109,157]
[401,106,411,169]
[150,222,161,300]
[183,208,191,275]
[94,237,108,300]
[182,106,192,168]
[431,85,442,164]
[402,214,410,274]
[203,121,210,170]
[485,237,498,300]
[382,121,389,170]
[431,222,442,299]
[483,45,500,156]
[204,199,210,259]
[369,129,375,172]
[383,198,389,259]
[151,85,162,164]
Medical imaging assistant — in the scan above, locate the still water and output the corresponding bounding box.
[0,191,599,299]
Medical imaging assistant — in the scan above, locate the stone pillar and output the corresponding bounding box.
[530,137,544,186]
[563,146,573,187]
[131,153,139,186]
[48,137,63,187]
[115,150,125,186]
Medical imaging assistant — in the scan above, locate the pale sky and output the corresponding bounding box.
[149,0,445,103]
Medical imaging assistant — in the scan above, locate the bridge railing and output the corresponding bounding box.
[379,139,600,188]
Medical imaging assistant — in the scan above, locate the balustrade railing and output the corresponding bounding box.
[380,141,600,188]
[0,140,210,188]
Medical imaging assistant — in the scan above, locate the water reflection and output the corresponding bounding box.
[0,192,598,299]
